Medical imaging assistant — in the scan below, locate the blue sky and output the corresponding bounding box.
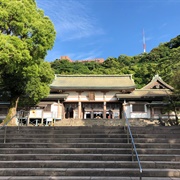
[36,0,180,62]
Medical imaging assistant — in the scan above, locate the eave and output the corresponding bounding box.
[43,94,69,101]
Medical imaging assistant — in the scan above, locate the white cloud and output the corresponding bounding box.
[145,36,153,41]
[158,34,170,40]
[36,0,104,41]
[159,23,168,29]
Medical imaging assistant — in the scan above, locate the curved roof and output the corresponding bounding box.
[116,75,173,99]
[142,74,174,90]
[50,75,136,90]
[116,89,172,99]
[44,94,69,100]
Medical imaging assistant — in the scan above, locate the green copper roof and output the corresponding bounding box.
[116,89,172,99]
[50,75,135,90]
[142,74,174,90]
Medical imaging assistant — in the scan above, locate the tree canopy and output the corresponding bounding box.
[0,0,56,124]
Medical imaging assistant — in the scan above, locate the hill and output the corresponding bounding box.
[51,35,180,88]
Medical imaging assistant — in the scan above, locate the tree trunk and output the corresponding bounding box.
[4,97,19,126]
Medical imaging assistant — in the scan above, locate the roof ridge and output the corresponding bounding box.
[55,74,133,77]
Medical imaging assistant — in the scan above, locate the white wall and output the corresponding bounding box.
[124,103,150,119]
[105,91,119,101]
[95,91,104,101]
[81,92,89,101]
[66,91,79,101]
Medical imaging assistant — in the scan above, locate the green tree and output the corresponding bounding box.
[72,62,91,74]
[117,55,132,66]
[170,70,180,124]
[102,57,119,69]
[0,0,56,125]
[51,59,74,74]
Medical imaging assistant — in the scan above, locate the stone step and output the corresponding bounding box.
[0,160,139,168]
[0,148,132,154]
[131,126,180,130]
[0,128,125,134]
[132,138,180,143]
[136,143,180,149]
[139,154,180,161]
[137,148,180,154]
[1,148,180,155]
[0,138,128,143]
[131,129,180,134]
[0,143,131,148]
[0,153,179,161]
[0,176,179,180]
[0,142,180,148]
[0,125,179,179]
[133,134,180,138]
[1,126,123,129]
[0,129,125,134]
[131,131,180,135]
[0,168,179,177]
[0,160,179,169]
[131,131,180,134]
[0,134,128,138]
[1,133,180,139]
[0,154,132,161]
[2,137,180,143]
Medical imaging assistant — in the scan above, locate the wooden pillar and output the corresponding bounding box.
[103,92,107,119]
[122,100,127,126]
[103,102,106,119]
[91,111,94,119]
[27,116,30,126]
[78,92,82,119]
[62,103,65,119]
[78,102,82,119]
[57,100,62,119]
[151,106,154,120]
[41,111,44,125]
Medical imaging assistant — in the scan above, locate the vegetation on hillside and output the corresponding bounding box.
[51,35,180,89]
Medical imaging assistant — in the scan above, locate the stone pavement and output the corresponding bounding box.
[54,118,160,127]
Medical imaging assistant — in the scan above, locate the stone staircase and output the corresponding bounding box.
[130,126,180,179]
[0,125,179,179]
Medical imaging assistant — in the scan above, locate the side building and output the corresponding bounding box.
[116,74,175,120]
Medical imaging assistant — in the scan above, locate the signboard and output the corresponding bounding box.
[29,109,43,118]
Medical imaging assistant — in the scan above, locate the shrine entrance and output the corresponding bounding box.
[64,103,77,119]
[82,102,122,119]
[63,102,122,120]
